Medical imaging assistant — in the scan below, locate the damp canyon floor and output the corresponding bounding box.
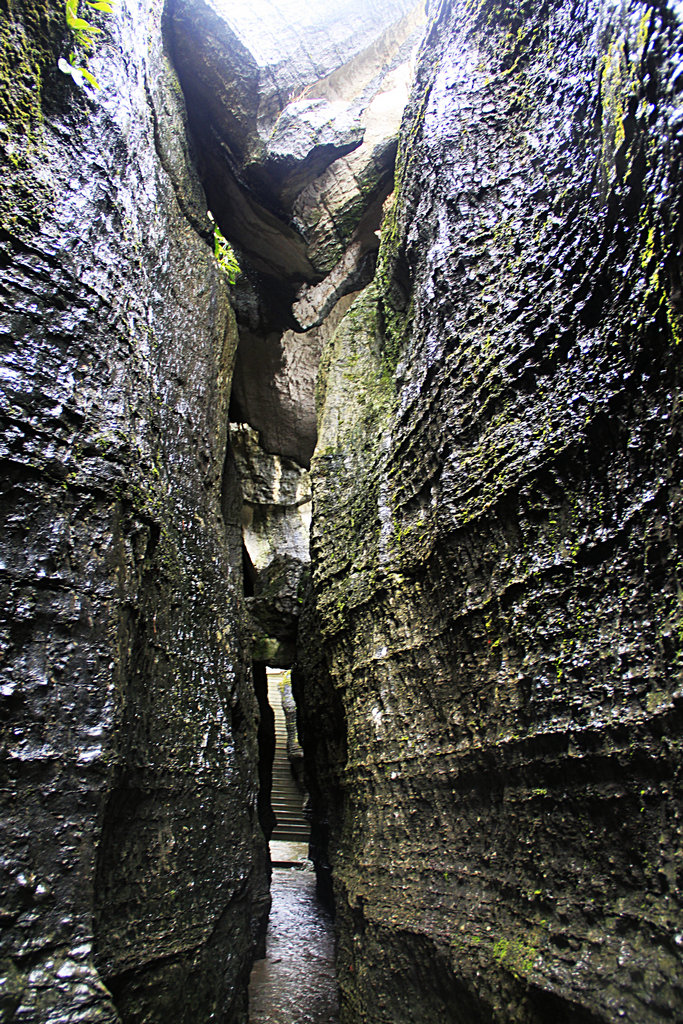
[248,867,339,1024]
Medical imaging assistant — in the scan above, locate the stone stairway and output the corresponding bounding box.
[268,673,310,845]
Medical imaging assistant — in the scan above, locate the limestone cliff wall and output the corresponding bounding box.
[298,0,683,1021]
[0,0,267,1020]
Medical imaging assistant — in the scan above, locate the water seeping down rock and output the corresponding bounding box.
[1,2,682,1024]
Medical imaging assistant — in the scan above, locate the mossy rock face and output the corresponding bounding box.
[0,0,63,236]
[0,0,268,1021]
[297,1,683,1022]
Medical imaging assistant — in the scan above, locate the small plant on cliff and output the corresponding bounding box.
[213,223,241,284]
[58,0,116,92]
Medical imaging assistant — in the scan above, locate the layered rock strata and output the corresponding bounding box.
[297,1,683,1022]
[0,0,268,1020]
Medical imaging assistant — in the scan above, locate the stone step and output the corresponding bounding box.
[272,793,305,806]
[271,781,302,794]
[272,806,307,820]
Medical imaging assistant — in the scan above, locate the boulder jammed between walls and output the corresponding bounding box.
[296,0,683,1022]
[167,0,426,467]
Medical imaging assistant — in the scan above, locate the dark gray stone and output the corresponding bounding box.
[0,0,268,1020]
[297,1,683,1022]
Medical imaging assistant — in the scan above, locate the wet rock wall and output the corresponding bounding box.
[298,0,683,1022]
[0,0,268,1020]
[230,423,311,666]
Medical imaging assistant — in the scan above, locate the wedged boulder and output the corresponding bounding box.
[167,0,420,226]
[230,290,358,467]
[167,0,425,496]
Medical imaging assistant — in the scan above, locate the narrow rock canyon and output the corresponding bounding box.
[1,0,681,1022]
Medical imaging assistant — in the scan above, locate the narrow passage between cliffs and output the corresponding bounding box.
[249,666,340,1020]
[248,867,339,1024]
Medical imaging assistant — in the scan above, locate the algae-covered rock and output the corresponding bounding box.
[298,0,683,1021]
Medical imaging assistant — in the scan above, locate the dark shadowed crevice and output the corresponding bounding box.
[243,543,257,598]
[253,661,276,846]
[220,431,246,568]
[293,587,348,913]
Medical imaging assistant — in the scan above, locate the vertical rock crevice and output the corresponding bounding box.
[3,0,682,1022]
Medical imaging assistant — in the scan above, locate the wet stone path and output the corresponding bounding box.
[248,868,339,1024]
